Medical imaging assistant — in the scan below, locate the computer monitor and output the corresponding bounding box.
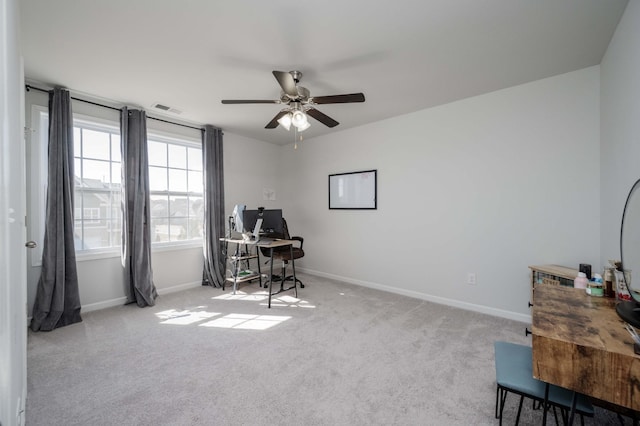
[242,209,283,235]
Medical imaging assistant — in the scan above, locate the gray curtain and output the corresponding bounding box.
[121,107,157,306]
[31,88,82,331]
[202,125,226,287]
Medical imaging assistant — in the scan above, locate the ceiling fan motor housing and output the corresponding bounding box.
[289,70,303,83]
[280,86,309,103]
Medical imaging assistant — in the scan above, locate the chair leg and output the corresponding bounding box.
[276,260,304,288]
[498,388,508,426]
[495,387,499,419]
[558,407,586,426]
[542,383,550,426]
[515,395,524,426]
[552,406,561,426]
[283,275,304,288]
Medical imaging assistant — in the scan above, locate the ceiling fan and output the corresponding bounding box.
[221,70,365,131]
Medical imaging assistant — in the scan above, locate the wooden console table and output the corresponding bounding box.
[531,285,640,412]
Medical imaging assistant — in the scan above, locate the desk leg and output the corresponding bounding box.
[256,244,262,288]
[232,244,240,295]
[268,247,274,309]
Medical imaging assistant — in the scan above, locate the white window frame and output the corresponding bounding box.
[74,207,101,225]
[73,115,122,254]
[147,129,203,250]
[30,105,49,266]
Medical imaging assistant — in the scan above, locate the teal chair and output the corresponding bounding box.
[494,341,594,425]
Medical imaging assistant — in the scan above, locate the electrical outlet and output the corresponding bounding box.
[467,273,477,285]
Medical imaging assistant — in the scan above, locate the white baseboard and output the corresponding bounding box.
[156,280,202,296]
[81,296,128,313]
[297,267,532,324]
[54,280,203,317]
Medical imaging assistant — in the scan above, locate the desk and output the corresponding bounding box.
[531,285,640,413]
[221,238,298,308]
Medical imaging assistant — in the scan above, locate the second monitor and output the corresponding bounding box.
[243,209,283,235]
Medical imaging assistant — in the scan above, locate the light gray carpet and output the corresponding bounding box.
[26,274,630,425]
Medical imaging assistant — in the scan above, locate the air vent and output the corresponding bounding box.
[152,103,183,115]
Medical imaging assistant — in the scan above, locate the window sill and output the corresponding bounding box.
[68,240,203,263]
[152,240,202,253]
[75,248,121,263]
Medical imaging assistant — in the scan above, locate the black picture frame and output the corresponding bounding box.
[328,169,377,210]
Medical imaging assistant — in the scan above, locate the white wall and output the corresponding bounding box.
[223,132,283,219]
[1,0,27,423]
[281,67,601,321]
[600,0,640,267]
[24,87,281,314]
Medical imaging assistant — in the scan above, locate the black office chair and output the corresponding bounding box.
[261,218,305,289]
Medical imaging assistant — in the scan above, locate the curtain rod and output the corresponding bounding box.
[25,84,205,132]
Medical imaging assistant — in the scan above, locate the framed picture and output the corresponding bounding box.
[329,169,377,210]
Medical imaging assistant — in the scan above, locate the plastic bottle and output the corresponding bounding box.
[574,272,588,289]
[587,273,604,297]
[604,267,615,297]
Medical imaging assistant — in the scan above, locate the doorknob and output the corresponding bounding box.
[25,241,37,248]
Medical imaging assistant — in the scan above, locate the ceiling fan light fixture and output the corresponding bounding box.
[291,110,308,127]
[277,113,292,131]
[296,120,310,132]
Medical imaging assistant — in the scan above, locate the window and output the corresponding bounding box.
[147,135,203,243]
[31,106,203,263]
[73,120,122,250]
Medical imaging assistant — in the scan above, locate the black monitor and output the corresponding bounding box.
[242,208,283,235]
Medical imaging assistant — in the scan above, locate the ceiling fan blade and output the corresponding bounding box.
[307,108,339,128]
[312,93,365,104]
[265,110,289,129]
[221,99,279,104]
[272,71,298,97]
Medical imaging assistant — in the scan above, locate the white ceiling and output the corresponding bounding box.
[20,0,628,145]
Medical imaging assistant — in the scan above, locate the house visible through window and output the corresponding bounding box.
[73,120,122,250]
[148,136,203,243]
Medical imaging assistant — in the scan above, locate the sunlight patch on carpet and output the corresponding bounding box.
[259,295,316,308]
[212,290,269,301]
[199,313,291,330]
[211,290,316,308]
[156,309,220,325]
